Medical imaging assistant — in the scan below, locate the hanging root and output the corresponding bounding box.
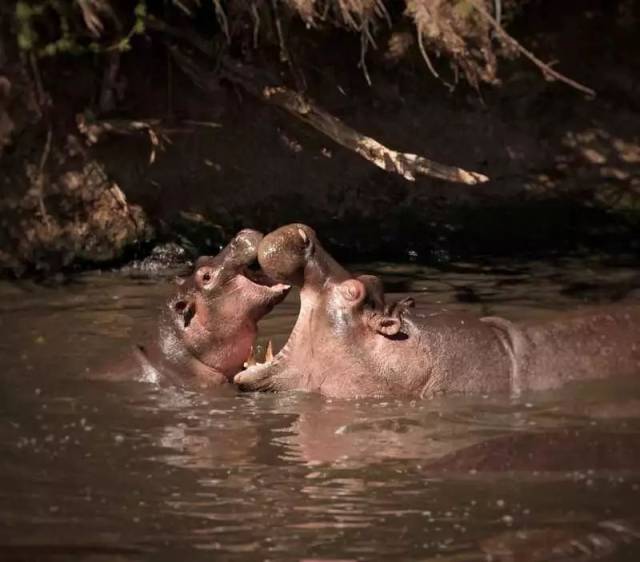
[468,0,595,96]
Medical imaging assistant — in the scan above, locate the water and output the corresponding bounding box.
[1,258,640,561]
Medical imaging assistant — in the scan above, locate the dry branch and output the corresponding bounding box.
[170,47,488,185]
[259,85,487,184]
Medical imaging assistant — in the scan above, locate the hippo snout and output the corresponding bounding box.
[258,224,316,285]
[224,229,264,268]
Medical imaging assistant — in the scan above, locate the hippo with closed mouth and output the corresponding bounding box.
[128,229,290,388]
[234,224,640,398]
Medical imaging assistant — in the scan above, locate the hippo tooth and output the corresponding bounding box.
[265,340,274,362]
[244,345,257,368]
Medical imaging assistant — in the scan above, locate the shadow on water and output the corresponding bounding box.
[1,257,640,561]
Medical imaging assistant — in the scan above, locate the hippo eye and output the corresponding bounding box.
[196,267,216,288]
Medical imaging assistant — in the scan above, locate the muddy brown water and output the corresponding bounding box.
[1,258,640,562]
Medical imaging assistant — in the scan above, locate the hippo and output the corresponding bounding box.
[106,229,290,388]
[234,224,640,399]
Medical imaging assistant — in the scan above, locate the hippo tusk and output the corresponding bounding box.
[298,228,308,245]
[265,340,274,362]
[244,345,257,368]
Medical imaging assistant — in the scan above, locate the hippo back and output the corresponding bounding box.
[403,309,514,398]
[517,305,640,391]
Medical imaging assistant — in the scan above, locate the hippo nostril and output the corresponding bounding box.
[174,300,196,328]
[183,303,196,328]
[174,300,197,327]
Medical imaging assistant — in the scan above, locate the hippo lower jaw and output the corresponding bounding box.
[237,352,285,391]
[236,268,292,316]
[208,273,291,382]
[235,300,307,391]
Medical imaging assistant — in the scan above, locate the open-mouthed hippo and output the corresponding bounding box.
[127,229,290,388]
[234,224,640,399]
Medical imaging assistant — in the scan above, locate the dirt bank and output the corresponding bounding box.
[1,1,639,275]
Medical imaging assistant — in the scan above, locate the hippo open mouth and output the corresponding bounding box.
[240,263,290,294]
[236,262,292,309]
[236,263,289,367]
[235,223,353,390]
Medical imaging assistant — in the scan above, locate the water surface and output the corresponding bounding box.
[1,258,640,561]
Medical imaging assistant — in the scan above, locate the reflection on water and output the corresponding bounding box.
[1,257,639,561]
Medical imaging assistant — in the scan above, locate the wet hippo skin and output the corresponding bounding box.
[104,229,290,388]
[234,224,640,399]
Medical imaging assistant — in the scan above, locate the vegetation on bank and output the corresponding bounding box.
[0,1,639,275]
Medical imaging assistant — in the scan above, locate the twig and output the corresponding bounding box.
[38,127,52,172]
[35,127,52,227]
[182,119,222,129]
[29,53,46,111]
[212,0,230,43]
[269,0,306,91]
[166,46,173,117]
[469,0,595,97]
[98,52,121,113]
[360,32,372,86]
[416,30,453,90]
[271,0,289,63]
[76,115,174,164]
[375,0,392,28]
[76,115,220,143]
[250,3,261,49]
[77,0,105,36]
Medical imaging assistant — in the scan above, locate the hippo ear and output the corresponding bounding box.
[368,296,414,337]
[357,274,386,310]
[337,279,366,306]
[367,314,402,337]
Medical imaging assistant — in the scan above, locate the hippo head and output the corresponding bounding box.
[257,223,403,330]
[234,224,414,396]
[158,229,291,385]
